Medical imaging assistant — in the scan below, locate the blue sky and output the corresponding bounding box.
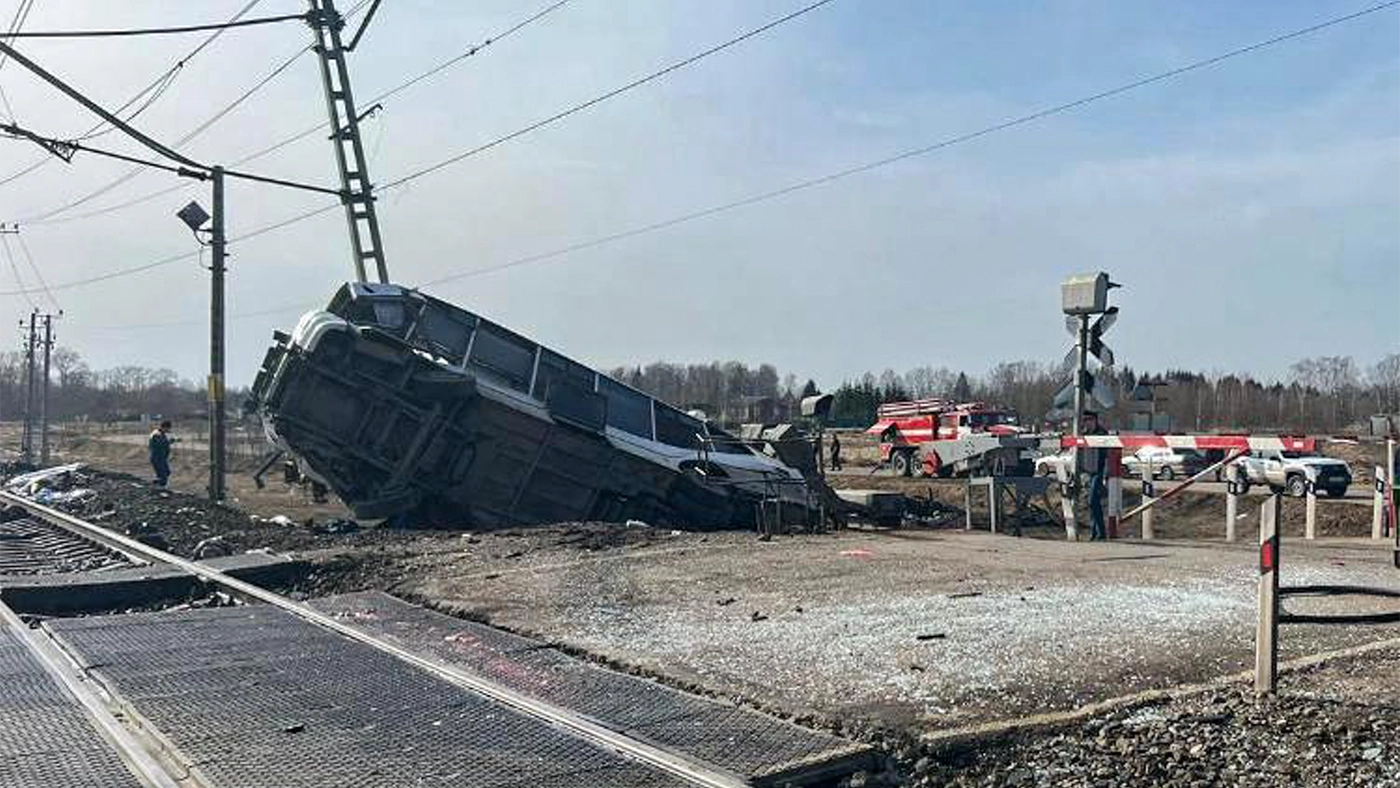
[0,0,1395,387]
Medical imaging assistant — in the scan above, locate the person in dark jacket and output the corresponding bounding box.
[830,433,843,471]
[1082,411,1107,541]
[149,420,175,487]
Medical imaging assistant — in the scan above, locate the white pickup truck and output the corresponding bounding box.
[1237,450,1351,498]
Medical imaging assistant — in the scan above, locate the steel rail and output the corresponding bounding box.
[0,490,748,788]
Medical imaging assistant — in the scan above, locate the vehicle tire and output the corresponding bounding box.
[1286,475,1308,498]
[892,451,913,478]
[1157,467,1175,482]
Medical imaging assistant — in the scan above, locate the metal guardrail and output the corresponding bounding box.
[1254,491,1400,696]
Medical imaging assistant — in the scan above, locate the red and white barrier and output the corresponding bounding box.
[1061,434,1315,453]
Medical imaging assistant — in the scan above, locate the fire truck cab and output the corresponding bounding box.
[865,399,1033,477]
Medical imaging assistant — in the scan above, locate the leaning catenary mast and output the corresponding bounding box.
[306,0,389,283]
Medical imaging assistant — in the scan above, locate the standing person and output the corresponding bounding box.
[149,420,175,487]
[830,433,843,472]
[1082,411,1107,541]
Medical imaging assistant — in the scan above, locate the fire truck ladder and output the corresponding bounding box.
[307,0,388,284]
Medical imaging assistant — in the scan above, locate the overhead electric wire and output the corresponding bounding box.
[1,12,307,39]
[18,43,313,224]
[32,0,574,227]
[0,0,263,187]
[410,0,1400,286]
[1,120,343,197]
[0,233,36,309]
[21,0,1399,313]
[0,0,36,73]
[383,0,837,189]
[14,232,58,310]
[0,0,38,120]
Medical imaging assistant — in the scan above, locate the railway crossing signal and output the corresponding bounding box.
[1060,273,1121,434]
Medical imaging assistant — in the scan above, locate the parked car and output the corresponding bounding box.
[1237,450,1351,498]
[1174,448,1221,479]
[1034,449,1073,477]
[1122,446,1187,480]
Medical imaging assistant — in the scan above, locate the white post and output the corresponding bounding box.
[1107,448,1123,539]
[1225,463,1241,543]
[1375,463,1387,540]
[1057,461,1077,540]
[964,480,973,531]
[1254,494,1280,696]
[988,480,999,534]
[1141,483,1155,540]
[1304,466,1317,541]
[1387,438,1397,539]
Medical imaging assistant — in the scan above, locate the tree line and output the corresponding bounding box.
[618,354,1400,434]
[0,347,211,422]
[3,345,1393,436]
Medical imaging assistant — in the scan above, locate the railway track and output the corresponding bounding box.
[0,509,140,575]
[0,491,870,788]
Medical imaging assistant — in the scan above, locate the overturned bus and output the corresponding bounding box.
[246,283,817,528]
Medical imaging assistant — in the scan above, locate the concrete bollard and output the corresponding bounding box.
[1141,477,1155,541]
[1225,463,1241,543]
[1375,464,1387,540]
[1057,461,1077,541]
[964,481,973,531]
[1255,494,1281,697]
[1389,439,1398,539]
[1106,448,1122,539]
[988,480,1000,535]
[1304,467,1317,541]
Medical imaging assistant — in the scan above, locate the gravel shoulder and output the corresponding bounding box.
[405,528,1400,735]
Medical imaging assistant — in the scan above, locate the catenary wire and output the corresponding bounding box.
[18,43,313,224]
[14,231,58,310]
[0,0,264,185]
[30,0,574,226]
[383,0,837,188]
[29,1,1400,316]
[0,0,36,73]
[2,12,307,39]
[0,0,38,119]
[0,233,36,309]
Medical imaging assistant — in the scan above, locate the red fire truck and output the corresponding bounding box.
[865,399,1036,477]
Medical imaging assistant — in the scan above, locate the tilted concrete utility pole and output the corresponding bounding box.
[208,168,227,501]
[20,311,35,464]
[307,0,389,283]
[39,312,53,465]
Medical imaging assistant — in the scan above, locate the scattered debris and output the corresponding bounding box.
[310,518,360,535]
[193,536,232,560]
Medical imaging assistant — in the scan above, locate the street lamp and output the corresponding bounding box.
[175,169,227,502]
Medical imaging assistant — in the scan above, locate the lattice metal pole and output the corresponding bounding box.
[307,0,388,283]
